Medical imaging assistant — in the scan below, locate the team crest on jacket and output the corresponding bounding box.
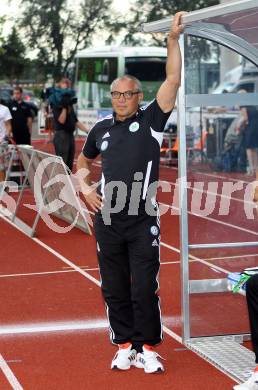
[101,140,109,151]
[150,226,159,236]
[129,122,139,132]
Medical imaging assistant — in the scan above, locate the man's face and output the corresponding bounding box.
[13,90,22,101]
[60,81,68,89]
[111,79,143,119]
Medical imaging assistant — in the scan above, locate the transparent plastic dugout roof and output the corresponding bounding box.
[142,0,258,354]
[143,0,258,65]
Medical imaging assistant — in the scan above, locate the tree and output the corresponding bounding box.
[0,17,6,57]
[20,0,113,79]
[107,0,220,46]
[106,0,221,94]
[0,27,26,81]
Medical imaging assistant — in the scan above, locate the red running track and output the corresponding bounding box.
[0,137,256,388]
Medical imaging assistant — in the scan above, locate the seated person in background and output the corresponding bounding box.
[234,274,258,390]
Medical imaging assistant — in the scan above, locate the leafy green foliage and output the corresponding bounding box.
[20,0,113,79]
[107,0,219,46]
[0,27,26,81]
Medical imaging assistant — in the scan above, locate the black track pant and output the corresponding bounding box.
[94,211,162,349]
[246,274,258,363]
[53,130,75,172]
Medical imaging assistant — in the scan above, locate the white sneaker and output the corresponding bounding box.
[134,345,165,373]
[233,367,258,390]
[111,343,137,370]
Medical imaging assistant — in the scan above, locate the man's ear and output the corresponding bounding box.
[138,92,144,104]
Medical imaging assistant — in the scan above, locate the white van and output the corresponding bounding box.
[212,63,258,94]
[74,46,168,128]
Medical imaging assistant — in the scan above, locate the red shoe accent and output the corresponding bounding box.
[254,366,258,373]
[143,344,154,351]
[118,342,132,349]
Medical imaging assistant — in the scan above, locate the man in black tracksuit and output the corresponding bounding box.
[234,276,258,389]
[246,275,258,365]
[77,13,184,373]
[84,99,169,346]
[233,180,258,388]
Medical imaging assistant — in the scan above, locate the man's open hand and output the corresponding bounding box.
[83,189,102,212]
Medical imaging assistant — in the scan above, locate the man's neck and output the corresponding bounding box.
[115,109,138,122]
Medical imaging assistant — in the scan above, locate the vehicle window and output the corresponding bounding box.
[0,89,12,98]
[78,57,118,84]
[125,57,166,81]
[234,82,254,92]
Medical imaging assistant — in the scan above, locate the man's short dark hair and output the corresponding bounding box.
[14,86,23,94]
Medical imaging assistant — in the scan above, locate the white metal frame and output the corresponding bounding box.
[142,0,258,34]
[143,1,258,382]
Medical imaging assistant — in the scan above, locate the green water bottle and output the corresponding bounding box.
[232,273,251,293]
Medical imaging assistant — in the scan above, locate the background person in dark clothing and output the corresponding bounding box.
[239,92,258,176]
[9,86,33,145]
[52,78,87,172]
[255,169,258,203]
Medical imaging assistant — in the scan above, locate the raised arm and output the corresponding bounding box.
[157,11,185,113]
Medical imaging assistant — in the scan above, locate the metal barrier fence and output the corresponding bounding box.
[0,145,91,237]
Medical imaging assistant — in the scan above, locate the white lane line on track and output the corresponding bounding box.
[0,213,185,351]
[0,211,231,279]
[0,213,240,385]
[62,266,98,270]
[202,253,258,261]
[0,354,23,390]
[93,160,251,203]
[2,258,235,280]
[0,213,101,288]
[160,261,180,265]
[0,268,99,279]
[162,325,182,344]
[0,254,256,279]
[95,159,249,184]
[0,321,109,335]
[161,254,258,263]
[162,165,250,184]
[160,241,230,274]
[91,166,257,235]
[160,179,253,206]
[0,203,248,276]
[33,238,102,287]
[0,315,181,336]
[0,263,183,279]
[89,180,258,237]
[159,202,258,236]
